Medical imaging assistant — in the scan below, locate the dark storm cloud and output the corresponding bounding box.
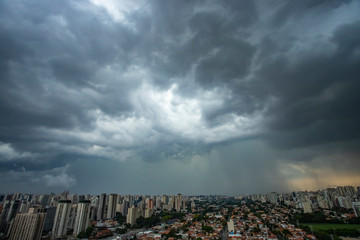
[137,0,258,91]
[271,0,351,27]
[259,20,360,148]
[0,0,138,152]
[0,0,359,193]
[0,1,138,101]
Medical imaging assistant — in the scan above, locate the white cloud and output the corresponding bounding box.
[37,81,264,162]
[0,142,34,161]
[32,67,266,164]
[42,165,77,188]
[0,165,77,192]
[132,82,263,143]
[89,0,147,27]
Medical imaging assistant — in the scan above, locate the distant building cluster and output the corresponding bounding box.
[225,203,316,240]
[245,186,360,215]
[0,186,359,239]
[0,191,188,239]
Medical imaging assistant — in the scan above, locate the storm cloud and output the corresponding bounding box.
[0,0,359,194]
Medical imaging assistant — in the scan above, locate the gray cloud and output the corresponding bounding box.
[0,0,359,194]
[259,20,360,148]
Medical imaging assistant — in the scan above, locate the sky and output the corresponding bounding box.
[0,0,360,195]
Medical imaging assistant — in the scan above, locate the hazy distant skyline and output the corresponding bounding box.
[0,0,360,195]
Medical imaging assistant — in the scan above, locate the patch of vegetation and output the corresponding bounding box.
[77,226,93,238]
[293,212,342,224]
[162,229,181,239]
[301,224,360,240]
[159,211,186,222]
[116,228,128,234]
[135,215,161,228]
[302,223,360,231]
[202,225,213,233]
[116,212,126,224]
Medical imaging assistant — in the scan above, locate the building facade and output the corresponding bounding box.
[73,200,91,237]
[97,194,106,221]
[52,200,72,239]
[9,207,46,240]
[106,194,117,220]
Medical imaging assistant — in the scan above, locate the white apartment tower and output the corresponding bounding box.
[73,200,91,237]
[97,193,107,221]
[52,200,72,238]
[9,207,46,240]
[302,200,313,213]
[144,209,153,218]
[106,194,117,219]
[175,194,182,212]
[126,206,141,226]
[352,202,360,217]
[227,219,235,233]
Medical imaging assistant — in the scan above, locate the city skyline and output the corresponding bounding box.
[0,0,360,195]
[1,184,359,239]
[1,185,360,198]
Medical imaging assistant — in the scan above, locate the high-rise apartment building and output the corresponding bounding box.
[97,194,106,221]
[106,194,117,219]
[169,196,175,210]
[67,204,77,230]
[191,200,196,209]
[19,202,31,214]
[161,195,168,205]
[73,200,91,237]
[120,200,129,217]
[337,186,346,196]
[344,186,356,197]
[126,206,141,226]
[9,207,46,240]
[302,200,312,213]
[175,194,182,212]
[52,200,72,239]
[268,192,278,204]
[155,197,161,209]
[353,202,360,217]
[43,206,56,232]
[5,200,21,222]
[147,199,154,210]
[0,201,11,222]
[337,196,352,209]
[144,209,153,218]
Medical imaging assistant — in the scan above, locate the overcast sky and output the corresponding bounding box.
[1,0,360,195]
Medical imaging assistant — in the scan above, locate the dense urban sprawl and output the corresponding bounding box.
[1,186,360,240]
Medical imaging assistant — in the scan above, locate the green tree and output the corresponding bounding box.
[283,229,292,236]
[165,229,181,239]
[135,215,161,228]
[77,231,87,238]
[253,227,261,233]
[116,212,126,224]
[202,225,214,233]
[77,227,93,238]
[116,228,127,234]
